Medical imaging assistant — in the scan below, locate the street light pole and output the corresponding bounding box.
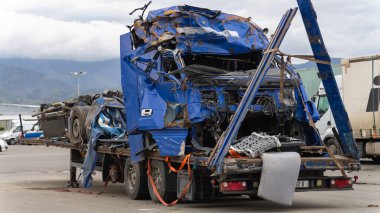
[70,71,87,96]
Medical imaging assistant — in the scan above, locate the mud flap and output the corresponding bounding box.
[258,152,301,206]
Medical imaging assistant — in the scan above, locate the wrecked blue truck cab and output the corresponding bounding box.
[112,4,360,203]
[121,5,319,160]
[25,2,360,205]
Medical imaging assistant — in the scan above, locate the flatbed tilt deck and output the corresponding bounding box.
[21,0,360,205]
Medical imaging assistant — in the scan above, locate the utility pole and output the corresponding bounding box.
[70,71,87,96]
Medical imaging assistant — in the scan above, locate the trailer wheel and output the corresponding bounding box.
[147,160,177,203]
[8,139,16,145]
[69,106,90,144]
[326,138,343,155]
[124,158,149,200]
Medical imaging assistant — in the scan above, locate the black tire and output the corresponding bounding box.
[326,138,343,155]
[372,157,380,163]
[124,158,150,200]
[147,160,177,203]
[8,139,16,145]
[69,106,91,144]
[0,146,2,152]
[249,194,264,200]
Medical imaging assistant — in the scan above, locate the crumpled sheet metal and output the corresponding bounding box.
[230,132,281,157]
[133,5,269,56]
[82,96,126,188]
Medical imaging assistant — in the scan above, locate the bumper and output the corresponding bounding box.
[222,155,360,175]
[219,176,354,195]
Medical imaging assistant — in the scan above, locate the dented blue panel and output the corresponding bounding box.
[120,33,146,161]
[294,82,320,123]
[129,134,145,162]
[133,5,269,57]
[186,87,212,123]
[120,33,142,133]
[149,129,188,156]
[138,86,167,130]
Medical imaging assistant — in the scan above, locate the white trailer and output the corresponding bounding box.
[315,54,380,160]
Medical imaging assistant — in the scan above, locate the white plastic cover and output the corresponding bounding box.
[258,152,301,206]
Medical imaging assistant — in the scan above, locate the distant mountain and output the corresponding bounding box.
[0,58,121,104]
[0,57,342,104]
[293,57,341,70]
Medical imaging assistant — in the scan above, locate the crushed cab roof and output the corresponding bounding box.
[132,5,269,55]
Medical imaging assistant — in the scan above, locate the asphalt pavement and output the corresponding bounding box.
[0,145,379,213]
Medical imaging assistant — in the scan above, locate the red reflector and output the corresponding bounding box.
[211,179,216,186]
[331,179,352,188]
[220,181,247,191]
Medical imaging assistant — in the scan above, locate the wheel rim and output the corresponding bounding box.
[151,165,162,193]
[127,163,137,191]
[329,144,337,154]
[72,117,80,138]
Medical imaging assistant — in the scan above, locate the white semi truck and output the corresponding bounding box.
[314,55,380,160]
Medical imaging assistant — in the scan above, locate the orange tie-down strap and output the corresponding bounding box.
[147,154,192,206]
[228,149,247,158]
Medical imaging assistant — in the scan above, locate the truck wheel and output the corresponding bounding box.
[249,194,263,200]
[326,138,343,155]
[69,106,90,144]
[8,139,16,145]
[147,160,177,203]
[124,158,149,200]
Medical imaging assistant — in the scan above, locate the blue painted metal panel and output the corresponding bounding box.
[83,96,127,187]
[24,131,43,139]
[297,0,359,160]
[120,33,141,133]
[132,5,269,57]
[129,134,145,162]
[120,33,145,162]
[294,82,320,123]
[149,129,188,156]
[138,86,167,130]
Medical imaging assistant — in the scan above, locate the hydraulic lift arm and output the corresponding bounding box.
[297,0,360,160]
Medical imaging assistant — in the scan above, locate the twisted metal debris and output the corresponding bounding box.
[230,132,281,157]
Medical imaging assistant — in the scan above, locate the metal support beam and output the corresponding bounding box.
[68,149,79,188]
[297,0,359,160]
[208,8,298,174]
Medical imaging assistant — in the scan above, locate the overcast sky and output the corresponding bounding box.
[0,0,379,61]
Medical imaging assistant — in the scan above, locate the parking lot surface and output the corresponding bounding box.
[1,145,379,213]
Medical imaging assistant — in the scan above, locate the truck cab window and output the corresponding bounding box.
[317,96,329,116]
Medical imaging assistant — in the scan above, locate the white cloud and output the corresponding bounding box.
[0,10,126,61]
[0,0,379,61]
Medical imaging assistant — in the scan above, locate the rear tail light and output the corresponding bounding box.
[220,181,247,191]
[330,179,352,188]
